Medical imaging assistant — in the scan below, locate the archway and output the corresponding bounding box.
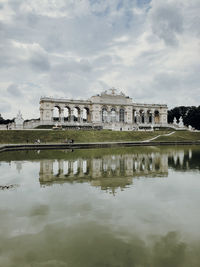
[154,110,160,124]
[64,106,70,122]
[111,108,116,122]
[119,108,125,122]
[133,109,137,123]
[74,107,80,122]
[53,106,61,121]
[147,110,152,123]
[102,108,108,123]
[83,107,90,122]
[140,110,145,124]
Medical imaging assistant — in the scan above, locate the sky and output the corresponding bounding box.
[0,0,200,119]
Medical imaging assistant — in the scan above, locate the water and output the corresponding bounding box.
[0,146,200,267]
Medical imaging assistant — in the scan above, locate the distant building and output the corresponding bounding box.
[39,89,168,130]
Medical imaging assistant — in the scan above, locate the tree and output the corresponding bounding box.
[168,106,200,130]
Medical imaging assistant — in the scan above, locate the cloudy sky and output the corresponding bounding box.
[0,0,200,119]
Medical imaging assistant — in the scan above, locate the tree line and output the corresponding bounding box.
[168,106,200,130]
[0,114,14,125]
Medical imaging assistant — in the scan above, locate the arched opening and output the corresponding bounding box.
[140,110,145,124]
[74,107,80,122]
[64,106,70,122]
[83,107,90,122]
[133,110,137,123]
[111,108,116,122]
[53,106,61,121]
[147,110,152,123]
[102,108,108,123]
[154,110,160,124]
[119,108,125,122]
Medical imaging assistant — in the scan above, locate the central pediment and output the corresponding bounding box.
[90,89,133,105]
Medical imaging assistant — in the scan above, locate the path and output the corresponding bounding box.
[142,131,175,142]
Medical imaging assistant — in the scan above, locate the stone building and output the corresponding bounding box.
[39,89,168,130]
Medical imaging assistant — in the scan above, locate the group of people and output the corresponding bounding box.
[65,139,74,143]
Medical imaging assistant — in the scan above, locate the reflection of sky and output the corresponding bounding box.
[1,149,200,266]
[1,161,200,240]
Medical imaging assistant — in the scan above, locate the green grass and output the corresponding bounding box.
[155,131,200,142]
[0,129,199,144]
[0,129,170,144]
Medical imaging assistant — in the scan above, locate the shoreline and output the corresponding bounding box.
[1,140,200,153]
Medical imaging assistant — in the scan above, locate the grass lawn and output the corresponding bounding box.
[0,130,199,144]
[155,131,200,142]
[0,129,170,144]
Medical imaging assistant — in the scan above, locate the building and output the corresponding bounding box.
[39,89,168,130]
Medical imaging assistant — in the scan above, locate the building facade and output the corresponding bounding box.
[40,89,168,130]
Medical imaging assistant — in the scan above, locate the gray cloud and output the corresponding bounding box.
[29,51,50,72]
[7,84,22,97]
[149,2,183,45]
[0,102,11,113]
[0,0,199,118]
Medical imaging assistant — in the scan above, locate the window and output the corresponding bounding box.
[119,109,125,122]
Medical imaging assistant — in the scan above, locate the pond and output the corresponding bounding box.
[0,146,200,267]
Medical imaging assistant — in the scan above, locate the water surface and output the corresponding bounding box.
[0,146,200,267]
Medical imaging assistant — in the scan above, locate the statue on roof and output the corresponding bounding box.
[15,110,24,128]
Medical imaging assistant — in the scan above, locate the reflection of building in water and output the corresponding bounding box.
[39,153,168,193]
[15,162,22,173]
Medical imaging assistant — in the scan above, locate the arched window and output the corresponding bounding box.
[119,109,125,122]
[102,108,107,122]
[111,108,116,122]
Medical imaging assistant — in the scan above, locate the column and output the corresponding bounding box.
[70,108,74,123]
[58,160,64,175]
[51,109,54,122]
[152,112,155,125]
[144,111,148,124]
[87,110,91,123]
[107,110,111,123]
[125,111,127,123]
[80,109,84,123]
[136,112,140,124]
[116,108,120,122]
[40,109,43,121]
[77,110,81,123]
[60,109,64,123]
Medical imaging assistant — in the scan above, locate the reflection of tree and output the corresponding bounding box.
[168,150,200,171]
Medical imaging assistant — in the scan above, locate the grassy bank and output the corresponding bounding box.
[0,129,170,144]
[155,131,200,142]
[0,129,199,144]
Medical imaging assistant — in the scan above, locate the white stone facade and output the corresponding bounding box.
[40,89,168,130]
